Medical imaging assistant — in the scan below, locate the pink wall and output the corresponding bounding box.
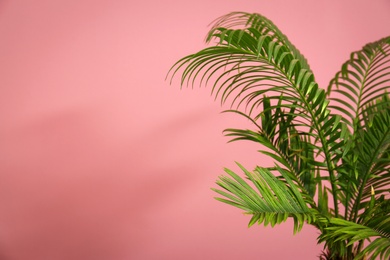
[0,1,389,259]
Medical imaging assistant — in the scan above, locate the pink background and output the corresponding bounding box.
[0,1,389,259]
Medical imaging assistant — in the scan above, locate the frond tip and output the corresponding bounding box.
[206,12,312,71]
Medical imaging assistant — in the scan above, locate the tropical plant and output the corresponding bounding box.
[167,12,390,260]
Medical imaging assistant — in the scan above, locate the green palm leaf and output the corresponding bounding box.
[168,12,349,216]
[343,95,390,221]
[327,36,390,128]
[212,163,317,234]
[326,37,390,221]
[319,217,390,260]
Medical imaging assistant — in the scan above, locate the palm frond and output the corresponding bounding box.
[212,163,317,234]
[346,95,390,221]
[318,217,390,260]
[326,38,390,217]
[168,12,349,217]
[327,36,390,128]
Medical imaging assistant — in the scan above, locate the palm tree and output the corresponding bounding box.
[167,12,390,260]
